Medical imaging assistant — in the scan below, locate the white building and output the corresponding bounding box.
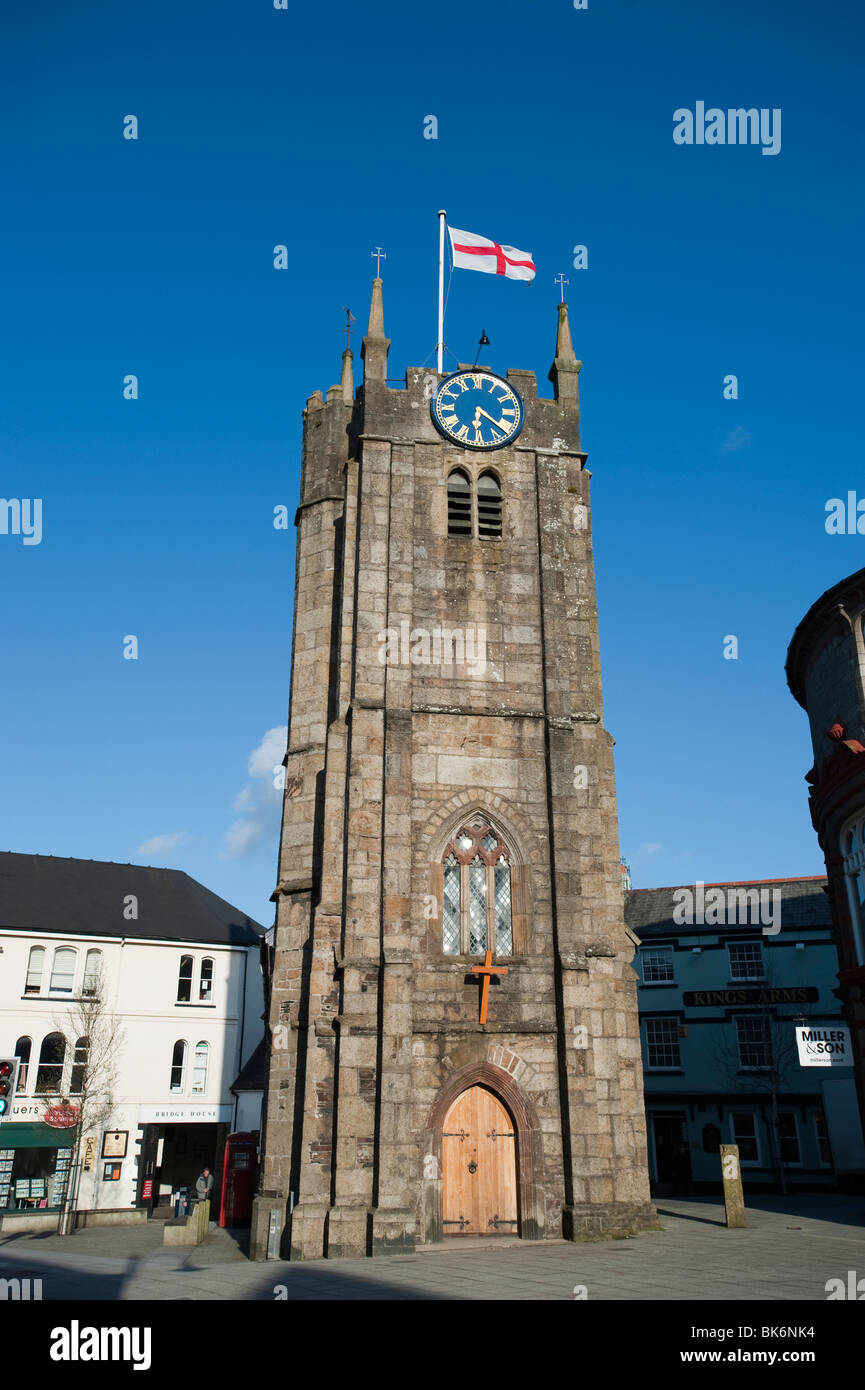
[0,852,265,1231]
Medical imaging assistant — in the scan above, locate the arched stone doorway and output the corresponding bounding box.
[442,1085,518,1236]
[420,1059,547,1245]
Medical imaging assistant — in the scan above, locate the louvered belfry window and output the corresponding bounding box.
[441,816,513,956]
[477,471,502,538]
[447,468,503,539]
[447,468,472,537]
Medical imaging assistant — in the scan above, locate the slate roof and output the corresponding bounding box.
[0,852,264,947]
[231,1037,267,1093]
[625,877,831,940]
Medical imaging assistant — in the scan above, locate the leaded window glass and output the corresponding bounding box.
[440,816,514,957]
[443,854,461,955]
[469,858,487,954]
[494,861,512,955]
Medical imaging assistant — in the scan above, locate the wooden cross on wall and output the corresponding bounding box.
[471,950,509,1024]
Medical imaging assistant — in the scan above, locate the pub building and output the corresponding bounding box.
[627,877,865,1194]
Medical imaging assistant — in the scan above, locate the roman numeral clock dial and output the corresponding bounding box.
[430,370,524,450]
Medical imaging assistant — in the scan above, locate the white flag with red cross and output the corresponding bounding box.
[447,226,536,282]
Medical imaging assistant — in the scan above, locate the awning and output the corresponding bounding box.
[0,1124,75,1149]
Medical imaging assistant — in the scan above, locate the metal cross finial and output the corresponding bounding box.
[555,272,569,302]
[371,246,387,276]
[341,306,356,350]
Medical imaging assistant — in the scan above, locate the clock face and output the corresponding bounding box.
[430,370,524,451]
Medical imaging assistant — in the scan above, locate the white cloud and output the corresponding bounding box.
[248,726,289,778]
[221,726,287,861]
[138,831,190,858]
[721,426,751,453]
[640,841,663,856]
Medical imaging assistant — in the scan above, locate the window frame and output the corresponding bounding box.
[49,947,77,995]
[734,1013,773,1071]
[24,946,46,996]
[69,1037,88,1096]
[191,1041,209,1096]
[34,1032,67,1096]
[14,1036,31,1093]
[640,946,675,985]
[177,955,194,1004]
[169,1040,188,1094]
[446,466,504,542]
[776,1110,802,1167]
[727,941,765,982]
[730,1110,761,1166]
[440,818,514,957]
[82,949,103,998]
[446,467,473,538]
[813,1108,832,1167]
[644,1016,682,1071]
[199,958,214,1003]
[476,469,503,539]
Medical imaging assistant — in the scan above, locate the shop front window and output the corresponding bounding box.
[0,1144,72,1212]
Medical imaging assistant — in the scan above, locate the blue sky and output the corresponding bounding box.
[1,0,862,924]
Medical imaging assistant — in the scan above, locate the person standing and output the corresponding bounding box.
[195,1167,213,1204]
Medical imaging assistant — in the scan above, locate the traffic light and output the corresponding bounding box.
[0,1059,19,1119]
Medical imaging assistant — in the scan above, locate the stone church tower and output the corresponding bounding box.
[250,279,655,1260]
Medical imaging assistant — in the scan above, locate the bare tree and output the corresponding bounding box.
[43,968,125,1235]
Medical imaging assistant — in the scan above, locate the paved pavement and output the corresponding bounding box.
[1,1194,863,1300]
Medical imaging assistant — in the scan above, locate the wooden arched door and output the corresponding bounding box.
[442,1085,517,1236]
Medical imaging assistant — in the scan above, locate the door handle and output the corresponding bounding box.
[468,1161,478,1174]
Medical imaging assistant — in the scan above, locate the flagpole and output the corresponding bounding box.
[437,209,446,375]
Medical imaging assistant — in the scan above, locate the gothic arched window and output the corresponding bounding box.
[446,468,504,540]
[441,816,513,957]
[477,471,503,538]
[447,468,472,537]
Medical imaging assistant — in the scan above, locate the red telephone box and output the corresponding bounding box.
[219,1132,259,1228]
